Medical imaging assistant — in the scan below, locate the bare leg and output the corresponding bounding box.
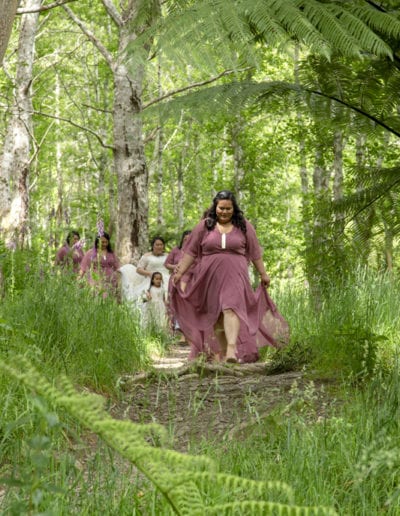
[223,309,240,362]
[214,313,227,361]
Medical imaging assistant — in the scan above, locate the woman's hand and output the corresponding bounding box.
[172,271,182,285]
[260,272,271,288]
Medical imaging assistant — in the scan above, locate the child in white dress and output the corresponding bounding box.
[141,272,167,330]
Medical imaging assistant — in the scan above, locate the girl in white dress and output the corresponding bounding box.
[119,237,169,304]
[141,272,167,330]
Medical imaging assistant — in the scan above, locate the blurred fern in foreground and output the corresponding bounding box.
[0,355,337,515]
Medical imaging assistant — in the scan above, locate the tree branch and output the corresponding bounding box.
[33,110,115,150]
[365,1,387,13]
[142,68,253,110]
[17,0,77,14]
[81,102,112,115]
[304,87,400,138]
[62,5,114,69]
[101,0,122,27]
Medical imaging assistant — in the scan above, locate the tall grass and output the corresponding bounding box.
[0,265,151,392]
[194,364,400,515]
[267,268,400,377]
[1,263,400,514]
[0,259,160,513]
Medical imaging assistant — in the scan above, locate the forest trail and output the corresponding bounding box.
[113,344,333,452]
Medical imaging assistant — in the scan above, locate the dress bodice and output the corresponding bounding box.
[137,253,168,275]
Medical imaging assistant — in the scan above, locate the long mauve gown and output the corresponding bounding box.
[55,244,84,273]
[170,219,289,363]
[80,248,120,296]
[165,246,197,332]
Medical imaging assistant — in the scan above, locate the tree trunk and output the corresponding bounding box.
[353,134,374,264]
[155,59,164,227]
[0,0,42,247]
[309,141,331,304]
[332,130,346,262]
[113,58,148,264]
[231,114,245,202]
[0,0,19,64]
[55,70,64,233]
[64,2,154,264]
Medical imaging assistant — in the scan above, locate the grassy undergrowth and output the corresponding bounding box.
[193,366,400,515]
[264,268,400,378]
[0,269,152,392]
[0,259,399,514]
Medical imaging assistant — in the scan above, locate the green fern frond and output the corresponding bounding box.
[167,471,293,503]
[0,355,338,516]
[262,0,331,58]
[170,480,206,516]
[293,0,365,57]
[345,3,400,40]
[245,0,290,46]
[128,0,400,74]
[205,500,338,515]
[332,165,400,227]
[325,4,394,58]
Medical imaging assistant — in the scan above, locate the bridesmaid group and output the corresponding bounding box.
[55,189,289,363]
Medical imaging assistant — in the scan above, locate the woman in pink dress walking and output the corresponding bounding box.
[55,231,84,273]
[79,232,120,299]
[171,190,288,363]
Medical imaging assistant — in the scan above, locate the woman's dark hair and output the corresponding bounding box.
[148,271,162,290]
[204,190,246,233]
[94,231,112,252]
[151,236,165,251]
[66,230,80,245]
[178,230,192,249]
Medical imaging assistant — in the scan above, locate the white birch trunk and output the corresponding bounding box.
[0,0,41,246]
[113,58,148,264]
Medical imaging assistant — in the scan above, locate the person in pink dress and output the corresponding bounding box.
[171,190,289,363]
[55,231,84,273]
[165,230,192,342]
[165,231,192,276]
[78,232,121,298]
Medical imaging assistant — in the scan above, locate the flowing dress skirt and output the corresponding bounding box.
[170,252,289,362]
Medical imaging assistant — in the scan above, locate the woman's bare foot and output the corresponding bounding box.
[225,344,237,363]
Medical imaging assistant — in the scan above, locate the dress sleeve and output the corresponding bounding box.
[165,247,179,266]
[137,253,150,269]
[80,250,93,273]
[183,220,206,258]
[245,220,263,262]
[55,246,67,265]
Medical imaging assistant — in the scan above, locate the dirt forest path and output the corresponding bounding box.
[112,344,333,452]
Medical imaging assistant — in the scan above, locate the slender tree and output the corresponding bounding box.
[0,0,42,247]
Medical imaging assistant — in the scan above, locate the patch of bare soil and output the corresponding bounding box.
[111,344,336,452]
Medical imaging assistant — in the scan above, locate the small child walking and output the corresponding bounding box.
[141,271,167,330]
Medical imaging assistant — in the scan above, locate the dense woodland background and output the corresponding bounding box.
[1,0,400,290]
[1,2,400,514]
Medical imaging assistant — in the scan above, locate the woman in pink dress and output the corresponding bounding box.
[165,231,191,274]
[165,230,192,342]
[55,231,84,273]
[79,232,120,298]
[171,190,289,363]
